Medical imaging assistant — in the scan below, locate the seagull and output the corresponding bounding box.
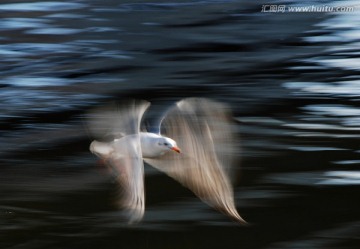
[86,98,246,224]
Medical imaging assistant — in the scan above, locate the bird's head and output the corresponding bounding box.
[157,136,181,153]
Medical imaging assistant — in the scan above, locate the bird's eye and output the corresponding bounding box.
[164,143,169,146]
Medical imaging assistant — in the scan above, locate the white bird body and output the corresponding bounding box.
[91,132,179,159]
[87,98,246,224]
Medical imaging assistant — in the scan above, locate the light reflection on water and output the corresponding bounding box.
[26,27,82,35]
[302,104,360,116]
[304,7,360,70]
[265,170,360,186]
[5,76,73,86]
[0,1,86,12]
[0,18,51,30]
[0,0,360,248]
[284,81,360,97]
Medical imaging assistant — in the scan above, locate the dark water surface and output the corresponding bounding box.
[1,0,360,248]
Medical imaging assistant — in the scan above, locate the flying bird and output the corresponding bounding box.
[86,98,245,224]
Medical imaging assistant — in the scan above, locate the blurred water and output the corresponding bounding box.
[0,0,360,248]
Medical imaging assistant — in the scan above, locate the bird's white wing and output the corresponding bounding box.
[86,100,150,140]
[87,100,150,223]
[144,98,245,223]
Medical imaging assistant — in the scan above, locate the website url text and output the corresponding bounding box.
[261,5,355,13]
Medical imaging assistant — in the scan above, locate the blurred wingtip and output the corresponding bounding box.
[126,210,145,225]
[220,207,248,225]
[233,215,248,226]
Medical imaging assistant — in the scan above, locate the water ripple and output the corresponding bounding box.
[0,43,75,54]
[117,0,235,12]
[0,1,86,12]
[289,146,348,152]
[283,123,360,131]
[332,160,360,165]
[266,171,360,186]
[301,104,360,117]
[26,27,82,35]
[284,81,360,98]
[3,76,73,87]
[318,171,360,185]
[0,18,51,30]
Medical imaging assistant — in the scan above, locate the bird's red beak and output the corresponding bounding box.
[171,146,181,153]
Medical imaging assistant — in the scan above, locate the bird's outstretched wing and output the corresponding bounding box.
[86,100,150,141]
[144,98,245,223]
[87,100,150,223]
